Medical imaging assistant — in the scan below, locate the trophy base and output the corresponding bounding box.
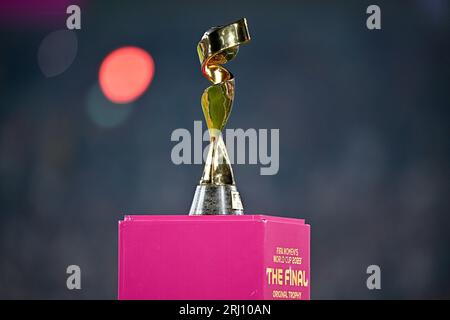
[189,184,244,215]
[118,215,310,300]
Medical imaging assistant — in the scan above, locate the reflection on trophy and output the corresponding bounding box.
[189,18,251,215]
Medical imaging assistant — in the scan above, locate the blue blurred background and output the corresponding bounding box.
[0,0,449,299]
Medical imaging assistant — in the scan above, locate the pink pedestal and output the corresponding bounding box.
[118,215,310,300]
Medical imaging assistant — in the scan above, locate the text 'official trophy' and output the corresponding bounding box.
[189,18,250,216]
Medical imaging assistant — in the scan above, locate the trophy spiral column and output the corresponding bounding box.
[189,18,251,215]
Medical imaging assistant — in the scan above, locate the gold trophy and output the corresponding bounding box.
[189,18,251,215]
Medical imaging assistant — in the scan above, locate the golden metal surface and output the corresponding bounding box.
[197,18,251,185]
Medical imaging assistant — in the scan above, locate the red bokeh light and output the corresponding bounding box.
[99,46,154,104]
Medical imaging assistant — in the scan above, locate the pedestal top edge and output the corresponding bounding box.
[120,214,306,225]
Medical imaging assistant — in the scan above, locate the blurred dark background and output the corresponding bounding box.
[0,0,449,299]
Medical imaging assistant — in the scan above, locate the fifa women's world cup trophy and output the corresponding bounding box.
[118,18,310,300]
[189,18,250,215]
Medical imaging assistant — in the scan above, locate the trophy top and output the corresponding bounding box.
[197,18,251,82]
